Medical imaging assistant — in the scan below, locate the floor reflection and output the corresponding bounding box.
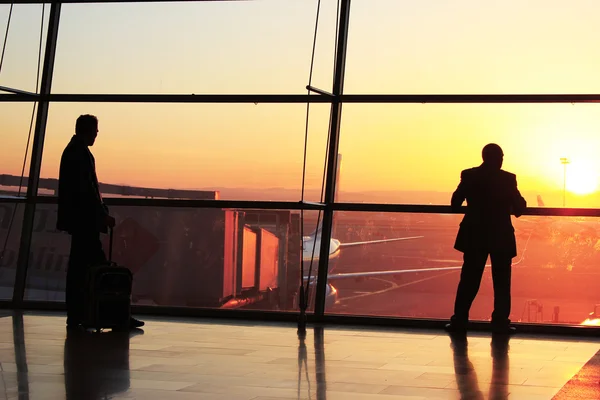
[63,328,143,399]
[490,334,510,400]
[450,334,510,400]
[451,335,484,399]
[3,312,593,399]
[297,327,327,400]
[314,327,326,400]
[12,312,29,400]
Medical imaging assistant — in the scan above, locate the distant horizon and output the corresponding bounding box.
[0,178,585,208]
[3,2,600,209]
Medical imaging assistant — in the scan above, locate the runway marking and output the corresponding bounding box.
[335,224,535,305]
[336,270,458,304]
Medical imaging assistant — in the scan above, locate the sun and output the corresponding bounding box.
[566,162,599,195]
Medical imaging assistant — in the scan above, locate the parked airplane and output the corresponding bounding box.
[301,226,424,307]
[301,226,424,271]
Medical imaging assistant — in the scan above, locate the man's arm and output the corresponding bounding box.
[76,153,112,229]
[451,170,467,212]
[511,175,527,217]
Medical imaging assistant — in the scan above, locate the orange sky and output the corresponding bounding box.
[2,1,600,207]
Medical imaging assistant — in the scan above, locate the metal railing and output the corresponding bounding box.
[4,195,599,218]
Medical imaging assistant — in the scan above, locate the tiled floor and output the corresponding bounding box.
[0,312,598,399]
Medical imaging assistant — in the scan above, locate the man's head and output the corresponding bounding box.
[482,143,503,169]
[75,114,98,146]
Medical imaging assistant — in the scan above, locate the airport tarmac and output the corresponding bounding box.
[319,213,600,325]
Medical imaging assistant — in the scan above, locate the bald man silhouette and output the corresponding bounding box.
[446,144,526,334]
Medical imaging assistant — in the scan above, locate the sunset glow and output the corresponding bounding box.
[566,161,599,195]
[2,1,600,208]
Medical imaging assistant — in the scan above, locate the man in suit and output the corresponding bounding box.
[57,114,144,330]
[446,143,526,334]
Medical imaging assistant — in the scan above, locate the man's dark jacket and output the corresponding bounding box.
[451,165,527,258]
[56,135,109,234]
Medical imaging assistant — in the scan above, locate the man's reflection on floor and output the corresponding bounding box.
[64,328,143,399]
[490,334,510,400]
[451,335,484,400]
[450,333,510,400]
[297,327,327,400]
[314,327,326,400]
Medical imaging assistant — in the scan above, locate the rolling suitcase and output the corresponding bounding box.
[82,228,132,331]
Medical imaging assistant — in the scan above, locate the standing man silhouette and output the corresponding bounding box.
[446,143,526,334]
[57,114,144,330]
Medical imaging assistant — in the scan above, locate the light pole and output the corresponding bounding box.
[560,157,570,207]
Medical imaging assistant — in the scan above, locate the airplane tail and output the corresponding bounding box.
[537,195,545,207]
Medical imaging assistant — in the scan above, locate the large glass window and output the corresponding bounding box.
[3,0,600,331]
[0,4,49,93]
[345,0,600,94]
[337,103,600,208]
[52,1,339,94]
[0,202,23,300]
[39,102,331,202]
[25,203,320,313]
[0,102,39,196]
[325,211,600,326]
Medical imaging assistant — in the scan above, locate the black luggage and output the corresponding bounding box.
[81,228,132,331]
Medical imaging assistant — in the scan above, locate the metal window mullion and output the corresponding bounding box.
[4,94,600,104]
[12,3,61,306]
[1,93,598,103]
[314,0,351,318]
[41,93,332,103]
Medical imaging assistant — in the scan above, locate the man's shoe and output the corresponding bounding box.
[66,323,83,331]
[130,317,144,329]
[113,317,144,332]
[444,322,467,334]
[66,318,82,330]
[492,325,516,335]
